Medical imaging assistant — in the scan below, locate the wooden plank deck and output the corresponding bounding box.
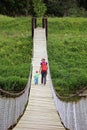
[13,28,65,130]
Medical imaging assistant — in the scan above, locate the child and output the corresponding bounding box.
[34,70,39,85]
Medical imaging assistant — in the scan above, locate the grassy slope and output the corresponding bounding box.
[1,15,87,97]
[0,15,32,92]
[48,17,87,97]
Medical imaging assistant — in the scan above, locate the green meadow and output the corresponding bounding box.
[0,15,32,92]
[48,17,87,97]
[0,15,87,98]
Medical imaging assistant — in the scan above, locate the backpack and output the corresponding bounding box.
[41,62,47,72]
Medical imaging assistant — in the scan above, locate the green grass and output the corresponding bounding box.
[0,15,32,92]
[47,17,87,98]
[1,15,87,99]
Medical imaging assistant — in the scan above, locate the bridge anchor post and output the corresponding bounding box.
[42,18,48,39]
[32,17,37,38]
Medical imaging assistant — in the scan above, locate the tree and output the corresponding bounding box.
[45,0,77,16]
[0,0,86,17]
[26,0,34,16]
[0,0,27,16]
[32,0,47,17]
[77,0,87,9]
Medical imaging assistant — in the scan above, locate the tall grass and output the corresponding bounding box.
[47,17,87,97]
[0,15,32,92]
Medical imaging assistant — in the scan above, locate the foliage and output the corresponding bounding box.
[68,6,87,17]
[0,0,27,16]
[77,0,87,9]
[0,15,32,92]
[0,0,87,17]
[32,0,47,17]
[46,0,77,16]
[47,17,87,97]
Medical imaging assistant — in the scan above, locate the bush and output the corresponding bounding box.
[68,7,87,17]
[0,76,27,92]
[33,0,47,17]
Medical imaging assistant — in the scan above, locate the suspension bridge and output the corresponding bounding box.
[13,27,65,130]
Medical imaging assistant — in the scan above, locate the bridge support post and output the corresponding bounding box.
[42,18,48,39]
[32,17,48,39]
[32,17,37,38]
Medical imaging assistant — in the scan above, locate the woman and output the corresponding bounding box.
[40,58,48,85]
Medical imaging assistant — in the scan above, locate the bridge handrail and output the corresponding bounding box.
[0,65,32,97]
[0,88,25,98]
[49,64,87,130]
[0,65,32,130]
[49,68,87,101]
